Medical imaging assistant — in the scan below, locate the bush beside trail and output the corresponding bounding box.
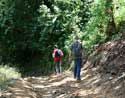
[0,64,21,90]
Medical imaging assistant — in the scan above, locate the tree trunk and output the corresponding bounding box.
[105,0,117,40]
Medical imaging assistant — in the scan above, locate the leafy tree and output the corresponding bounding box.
[0,0,125,75]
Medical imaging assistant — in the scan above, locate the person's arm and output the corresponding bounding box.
[81,43,84,58]
[60,50,63,57]
[69,44,74,63]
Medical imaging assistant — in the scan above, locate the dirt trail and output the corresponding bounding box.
[1,67,125,98]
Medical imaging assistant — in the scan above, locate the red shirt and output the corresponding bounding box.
[52,48,63,61]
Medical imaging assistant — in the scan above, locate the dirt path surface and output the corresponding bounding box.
[1,67,125,98]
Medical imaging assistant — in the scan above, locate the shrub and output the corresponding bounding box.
[0,64,21,90]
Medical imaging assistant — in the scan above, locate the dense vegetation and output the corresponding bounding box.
[0,0,125,75]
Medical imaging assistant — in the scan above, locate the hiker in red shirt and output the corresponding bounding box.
[52,45,63,75]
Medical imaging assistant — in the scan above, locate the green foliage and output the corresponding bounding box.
[0,64,21,90]
[0,0,124,75]
[65,0,125,54]
[114,0,125,25]
[81,0,107,50]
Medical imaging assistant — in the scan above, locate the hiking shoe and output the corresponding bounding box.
[76,78,81,82]
[77,78,81,81]
[74,76,76,79]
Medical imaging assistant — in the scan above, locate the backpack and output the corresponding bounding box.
[72,41,82,58]
[55,49,61,57]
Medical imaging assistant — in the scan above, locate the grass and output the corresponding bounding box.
[0,64,21,90]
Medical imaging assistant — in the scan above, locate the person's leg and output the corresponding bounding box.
[58,61,61,74]
[59,60,62,73]
[53,61,56,74]
[76,58,82,80]
[56,60,61,74]
[74,59,77,79]
[55,61,59,74]
[57,61,61,74]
